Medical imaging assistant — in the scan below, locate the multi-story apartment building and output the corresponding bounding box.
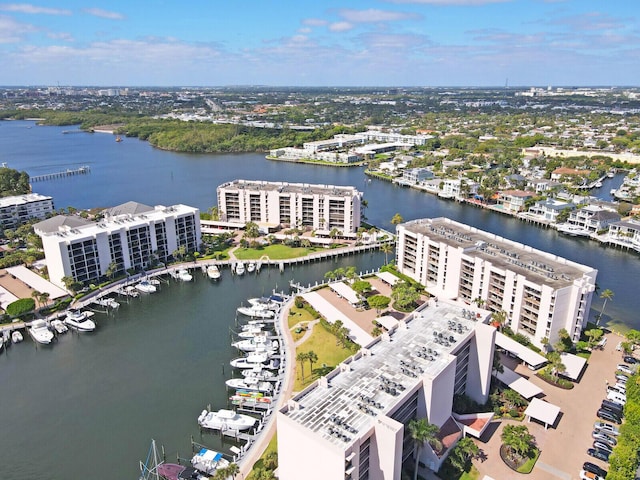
[34,201,200,289]
[0,193,53,229]
[396,218,597,347]
[217,180,362,234]
[278,300,495,480]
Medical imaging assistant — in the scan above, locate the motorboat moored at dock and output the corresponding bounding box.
[28,320,54,344]
[190,448,229,476]
[234,262,245,276]
[177,269,193,282]
[11,330,23,343]
[135,280,157,294]
[197,408,257,432]
[50,319,68,334]
[225,377,274,394]
[206,265,221,280]
[64,310,96,332]
[237,306,275,319]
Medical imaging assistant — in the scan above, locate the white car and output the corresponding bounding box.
[617,364,634,375]
[594,421,620,436]
[607,391,626,405]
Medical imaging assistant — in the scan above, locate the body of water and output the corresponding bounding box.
[0,119,638,479]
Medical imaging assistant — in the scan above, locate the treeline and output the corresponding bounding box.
[1,109,362,153]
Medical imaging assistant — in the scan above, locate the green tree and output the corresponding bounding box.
[225,462,240,480]
[380,242,394,264]
[307,351,318,376]
[368,294,391,315]
[391,281,420,310]
[501,424,536,460]
[31,289,42,308]
[372,326,383,337]
[546,351,566,380]
[244,221,260,242]
[598,288,614,325]
[584,328,604,348]
[407,418,440,480]
[351,280,372,296]
[296,352,308,381]
[391,213,404,226]
[448,436,479,472]
[61,275,79,293]
[105,261,119,280]
[6,298,35,317]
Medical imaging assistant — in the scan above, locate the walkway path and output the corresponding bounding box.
[294,319,320,347]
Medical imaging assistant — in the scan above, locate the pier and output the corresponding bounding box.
[30,166,90,182]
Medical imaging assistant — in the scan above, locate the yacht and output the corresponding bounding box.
[197,408,257,432]
[248,297,279,311]
[177,269,193,282]
[50,319,68,334]
[607,171,615,178]
[247,262,256,273]
[225,377,274,394]
[28,320,54,344]
[235,262,245,276]
[595,181,603,188]
[11,330,23,343]
[135,280,157,293]
[237,327,272,339]
[230,351,273,368]
[232,336,279,352]
[191,448,229,476]
[64,310,96,332]
[240,365,278,381]
[237,306,275,319]
[206,264,221,280]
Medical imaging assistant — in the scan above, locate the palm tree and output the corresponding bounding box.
[380,242,393,264]
[448,437,479,472]
[391,213,404,226]
[408,418,440,480]
[307,351,318,376]
[597,288,614,325]
[225,463,240,479]
[501,424,535,460]
[31,290,41,308]
[296,352,308,381]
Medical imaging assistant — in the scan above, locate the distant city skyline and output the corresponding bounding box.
[0,0,638,87]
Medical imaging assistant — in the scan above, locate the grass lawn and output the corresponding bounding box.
[459,466,481,480]
[294,325,354,391]
[517,448,540,474]
[234,244,320,260]
[246,434,277,480]
[287,305,316,329]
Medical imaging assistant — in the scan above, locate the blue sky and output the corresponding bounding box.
[0,0,638,86]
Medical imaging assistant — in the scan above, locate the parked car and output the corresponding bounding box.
[580,470,605,480]
[607,391,626,405]
[607,385,625,396]
[615,382,627,392]
[617,364,634,375]
[587,448,611,462]
[592,431,617,446]
[623,355,639,365]
[601,399,624,415]
[597,409,622,424]
[616,373,629,383]
[594,421,620,436]
[583,462,607,478]
[593,441,614,453]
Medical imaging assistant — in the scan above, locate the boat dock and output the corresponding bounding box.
[30,166,90,182]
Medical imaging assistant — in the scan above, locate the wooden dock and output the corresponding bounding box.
[30,166,90,182]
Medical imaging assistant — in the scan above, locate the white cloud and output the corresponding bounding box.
[302,18,328,26]
[47,31,74,42]
[329,21,353,32]
[0,14,37,43]
[0,3,71,15]
[386,0,509,5]
[339,8,419,23]
[298,27,311,34]
[83,8,125,20]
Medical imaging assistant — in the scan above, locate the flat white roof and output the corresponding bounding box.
[0,193,52,208]
[496,366,543,399]
[5,266,68,300]
[375,271,399,286]
[328,281,361,305]
[301,291,373,347]
[0,285,18,310]
[560,352,587,381]
[524,398,561,428]
[495,332,548,368]
[376,315,399,331]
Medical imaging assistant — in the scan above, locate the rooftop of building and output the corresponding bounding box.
[0,193,52,208]
[282,300,489,449]
[218,179,361,197]
[400,217,596,288]
[34,201,197,237]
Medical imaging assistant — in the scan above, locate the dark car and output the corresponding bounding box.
[597,409,622,424]
[587,448,611,462]
[601,400,624,415]
[583,462,607,478]
[623,355,639,365]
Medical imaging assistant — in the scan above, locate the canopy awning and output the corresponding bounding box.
[329,281,361,305]
[560,352,587,381]
[524,398,561,430]
[496,367,543,399]
[375,271,399,286]
[495,332,548,369]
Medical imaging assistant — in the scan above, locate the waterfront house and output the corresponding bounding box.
[527,199,576,222]
[497,190,535,213]
[565,205,621,234]
[606,219,640,253]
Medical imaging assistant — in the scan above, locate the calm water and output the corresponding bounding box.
[0,120,638,479]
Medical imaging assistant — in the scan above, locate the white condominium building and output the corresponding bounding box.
[278,300,495,480]
[396,218,597,347]
[34,201,200,289]
[217,180,362,234]
[0,193,54,229]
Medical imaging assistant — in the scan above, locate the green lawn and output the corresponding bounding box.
[517,448,540,474]
[294,325,354,391]
[234,244,320,260]
[287,305,317,329]
[459,466,481,480]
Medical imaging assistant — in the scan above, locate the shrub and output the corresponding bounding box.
[6,297,35,317]
[294,296,305,309]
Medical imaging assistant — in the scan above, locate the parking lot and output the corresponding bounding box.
[472,333,626,480]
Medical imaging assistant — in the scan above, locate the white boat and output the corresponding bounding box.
[64,310,96,332]
[237,306,275,318]
[206,265,221,280]
[556,224,591,237]
[595,181,603,188]
[607,171,615,178]
[241,322,268,331]
[230,351,272,368]
[232,336,279,352]
[241,366,278,381]
[177,269,193,281]
[149,278,161,286]
[11,330,23,343]
[93,297,120,309]
[611,189,617,195]
[28,320,54,344]
[191,448,230,476]
[123,285,140,297]
[135,280,157,293]
[235,262,245,276]
[50,319,68,334]
[197,408,256,432]
[237,327,272,339]
[248,297,279,311]
[225,377,273,393]
[247,262,256,273]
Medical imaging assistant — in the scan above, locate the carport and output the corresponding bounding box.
[523,397,561,430]
[495,366,543,399]
[560,352,587,381]
[495,332,548,370]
